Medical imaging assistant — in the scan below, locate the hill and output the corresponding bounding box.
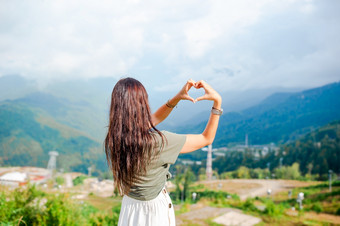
[0,101,107,175]
[212,120,340,178]
[176,81,340,147]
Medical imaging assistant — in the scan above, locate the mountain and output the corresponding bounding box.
[0,99,107,175]
[175,81,340,147]
[279,120,340,176]
[211,120,340,178]
[0,75,114,141]
[0,75,37,101]
[12,92,108,141]
[157,86,305,129]
[0,75,306,132]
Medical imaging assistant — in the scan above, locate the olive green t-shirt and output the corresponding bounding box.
[127,130,186,201]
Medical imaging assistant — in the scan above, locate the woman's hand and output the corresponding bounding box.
[194,80,222,103]
[174,79,196,103]
[180,81,222,154]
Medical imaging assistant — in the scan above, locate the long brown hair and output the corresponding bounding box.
[104,77,164,195]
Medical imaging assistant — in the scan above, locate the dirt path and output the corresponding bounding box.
[176,205,262,226]
[176,206,236,225]
[198,179,320,200]
[286,209,340,225]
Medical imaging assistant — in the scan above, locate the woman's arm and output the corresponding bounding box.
[180,80,222,153]
[152,79,196,126]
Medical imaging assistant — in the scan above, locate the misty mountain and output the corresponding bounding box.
[0,101,106,174]
[0,75,305,132]
[175,81,340,147]
[0,74,339,174]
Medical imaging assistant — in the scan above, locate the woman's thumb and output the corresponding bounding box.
[195,95,207,102]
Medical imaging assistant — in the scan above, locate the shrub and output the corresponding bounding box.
[263,200,286,217]
[72,175,87,186]
[310,202,323,213]
[241,198,257,212]
[55,176,65,186]
[0,185,120,225]
[335,207,340,216]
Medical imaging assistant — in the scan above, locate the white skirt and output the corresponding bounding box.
[118,187,176,226]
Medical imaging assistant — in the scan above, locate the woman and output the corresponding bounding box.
[105,78,222,226]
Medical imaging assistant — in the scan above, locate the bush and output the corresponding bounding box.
[241,198,257,212]
[274,163,301,180]
[336,207,340,216]
[263,200,286,217]
[0,185,120,225]
[310,202,323,213]
[236,166,250,179]
[56,176,65,186]
[72,175,87,186]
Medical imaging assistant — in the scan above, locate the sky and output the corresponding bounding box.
[0,0,340,94]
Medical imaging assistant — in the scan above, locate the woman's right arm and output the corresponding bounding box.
[180,80,222,153]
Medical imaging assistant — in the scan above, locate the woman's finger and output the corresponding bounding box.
[194,80,206,89]
[195,94,208,102]
[186,80,196,91]
[184,94,195,103]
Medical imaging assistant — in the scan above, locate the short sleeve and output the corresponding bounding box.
[160,131,186,164]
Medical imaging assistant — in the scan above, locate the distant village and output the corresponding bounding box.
[1,134,279,191]
[0,151,115,198]
[179,134,280,166]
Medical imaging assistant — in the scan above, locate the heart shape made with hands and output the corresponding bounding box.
[188,85,205,102]
[181,80,210,103]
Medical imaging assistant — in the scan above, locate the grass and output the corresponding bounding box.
[83,195,122,213]
[176,180,340,225]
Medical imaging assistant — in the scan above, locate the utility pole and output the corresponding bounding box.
[47,151,59,175]
[279,157,283,168]
[329,170,333,192]
[88,167,92,177]
[206,144,213,180]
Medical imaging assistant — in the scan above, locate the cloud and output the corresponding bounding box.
[0,0,339,92]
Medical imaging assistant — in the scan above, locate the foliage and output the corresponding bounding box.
[172,167,196,202]
[205,121,340,181]
[55,176,65,186]
[263,199,286,217]
[285,181,340,215]
[241,198,257,212]
[72,175,88,186]
[274,163,301,180]
[0,185,120,225]
[0,102,107,175]
[310,202,323,213]
[336,207,340,216]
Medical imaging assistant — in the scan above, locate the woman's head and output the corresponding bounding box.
[109,78,150,125]
[104,77,163,195]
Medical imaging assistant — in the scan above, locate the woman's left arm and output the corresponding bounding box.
[152,79,195,126]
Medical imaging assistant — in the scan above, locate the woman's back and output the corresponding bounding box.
[105,78,222,226]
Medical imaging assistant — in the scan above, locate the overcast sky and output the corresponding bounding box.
[1,0,339,93]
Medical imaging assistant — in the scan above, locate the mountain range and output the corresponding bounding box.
[175,81,340,147]
[0,74,339,174]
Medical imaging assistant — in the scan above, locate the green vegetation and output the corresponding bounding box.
[0,185,120,225]
[172,166,196,202]
[55,176,65,186]
[211,121,340,180]
[177,82,340,146]
[73,175,88,186]
[175,181,340,224]
[0,103,107,175]
[283,181,340,215]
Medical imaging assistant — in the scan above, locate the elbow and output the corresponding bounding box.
[204,137,215,146]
